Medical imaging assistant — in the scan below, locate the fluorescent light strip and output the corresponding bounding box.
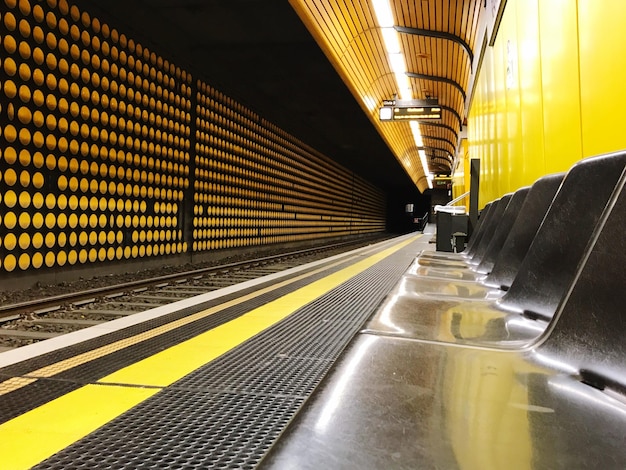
[372,0,395,27]
[388,52,405,75]
[373,0,411,100]
[410,121,431,180]
[409,121,424,147]
[395,73,412,100]
[380,27,401,54]
[418,149,430,175]
[374,0,432,185]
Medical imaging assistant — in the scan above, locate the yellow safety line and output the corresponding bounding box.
[0,248,372,397]
[0,384,157,470]
[0,235,419,470]
[98,235,418,387]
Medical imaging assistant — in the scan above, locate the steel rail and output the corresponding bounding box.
[0,239,378,319]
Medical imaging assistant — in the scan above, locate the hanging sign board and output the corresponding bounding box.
[379,99,441,121]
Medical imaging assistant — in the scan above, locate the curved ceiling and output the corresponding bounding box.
[289,0,483,192]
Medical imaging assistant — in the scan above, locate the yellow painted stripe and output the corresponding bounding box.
[0,235,419,469]
[99,235,419,386]
[0,384,156,470]
[0,244,382,398]
[0,377,38,396]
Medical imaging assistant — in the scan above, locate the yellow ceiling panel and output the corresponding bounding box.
[290,0,482,192]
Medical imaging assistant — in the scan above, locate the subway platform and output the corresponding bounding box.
[0,233,427,469]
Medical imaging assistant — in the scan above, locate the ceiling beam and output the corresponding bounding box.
[394,25,474,65]
[422,135,457,152]
[405,71,466,101]
[419,121,459,140]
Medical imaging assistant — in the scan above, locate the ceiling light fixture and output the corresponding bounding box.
[373,0,429,178]
[372,0,395,27]
[409,121,424,147]
[372,0,411,100]
[410,121,431,181]
[380,27,401,53]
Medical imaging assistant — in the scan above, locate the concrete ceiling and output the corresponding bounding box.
[74,0,420,195]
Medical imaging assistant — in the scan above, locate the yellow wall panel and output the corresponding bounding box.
[468,0,626,204]
[426,0,623,208]
[493,26,510,199]
[468,43,502,208]
[482,46,498,206]
[539,0,582,173]
[468,4,513,205]
[578,0,626,157]
[515,0,545,187]
[451,139,470,211]
[467,72,479,191]
[468,74,485,165]
[464,139,471,209]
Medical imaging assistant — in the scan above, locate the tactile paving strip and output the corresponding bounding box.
[34,239,421,469]
[0,254,351,377]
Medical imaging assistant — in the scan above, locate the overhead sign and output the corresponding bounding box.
[379,99,441,122]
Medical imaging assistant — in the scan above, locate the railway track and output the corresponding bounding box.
[0,238,388,351]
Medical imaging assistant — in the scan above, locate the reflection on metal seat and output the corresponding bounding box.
[402,173,564,299]
[414,173,564,284]
[365,151,626,347]
[405,186,529,300]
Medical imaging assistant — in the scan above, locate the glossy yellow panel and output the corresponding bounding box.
[482,41,501,204]
[452,139,469,210]
[470,0,583,202]
[539,0,581,173]
[578,0,626,157]
[474,71,489,179]
[495,1,517,196]
[514,0,544,188]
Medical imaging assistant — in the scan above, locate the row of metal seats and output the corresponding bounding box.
[261,150,626,468]
[366,150,626,346]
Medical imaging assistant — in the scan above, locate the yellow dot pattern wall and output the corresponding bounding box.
[0,0,386,274]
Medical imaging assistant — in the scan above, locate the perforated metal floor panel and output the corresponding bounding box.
[34,238,423,469]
